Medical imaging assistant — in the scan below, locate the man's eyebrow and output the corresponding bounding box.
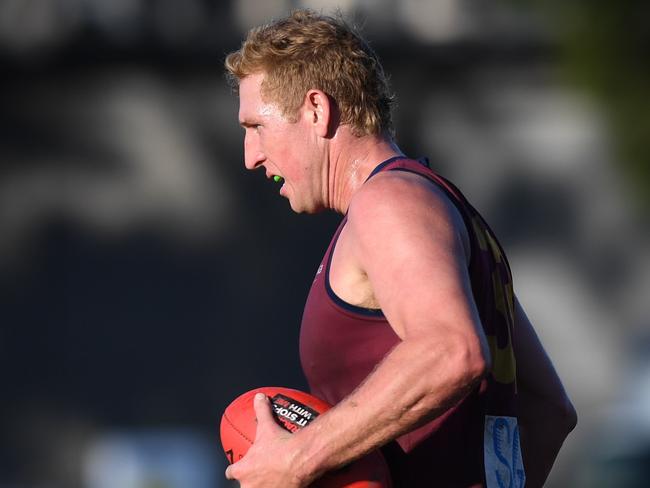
[239,119,258,128]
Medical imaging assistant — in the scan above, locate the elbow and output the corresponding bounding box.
[408,330,490,406]
[451,333,490,390]
[403,332,489,419]
[468,331,491,383]
[469,346,490,385]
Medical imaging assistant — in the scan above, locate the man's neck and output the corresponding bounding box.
[327,133,403,214]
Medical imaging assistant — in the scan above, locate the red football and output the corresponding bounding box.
[220,386,392,487]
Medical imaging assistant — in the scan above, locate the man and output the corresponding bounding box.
[224,9,576,488]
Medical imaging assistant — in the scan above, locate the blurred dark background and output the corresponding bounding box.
[1,1,649,487]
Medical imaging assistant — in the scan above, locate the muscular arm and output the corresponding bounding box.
[288,172,491,483]
[513,297,577,487]
[227,171,490,487]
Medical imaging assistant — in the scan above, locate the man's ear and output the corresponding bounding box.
[303,89,332,138]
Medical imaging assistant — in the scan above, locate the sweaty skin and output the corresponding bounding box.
[226,73,576,488]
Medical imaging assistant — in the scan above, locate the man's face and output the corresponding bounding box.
[238,73,325,213]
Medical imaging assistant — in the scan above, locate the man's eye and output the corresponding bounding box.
[245,125,261,132]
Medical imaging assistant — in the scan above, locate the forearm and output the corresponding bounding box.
[288,334,486,484]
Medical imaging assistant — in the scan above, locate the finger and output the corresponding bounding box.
[225,461,243,481]
[253,393,278,439]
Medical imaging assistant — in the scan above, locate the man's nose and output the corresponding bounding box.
[244,149,265,170]
[244,135,265,170]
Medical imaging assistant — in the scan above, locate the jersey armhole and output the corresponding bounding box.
[323,220,385,318]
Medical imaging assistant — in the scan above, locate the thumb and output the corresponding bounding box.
[253,392,280,440]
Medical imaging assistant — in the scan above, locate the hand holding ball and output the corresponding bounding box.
[220,387,392,487]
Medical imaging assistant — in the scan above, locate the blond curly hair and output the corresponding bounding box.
[225,9,395,138]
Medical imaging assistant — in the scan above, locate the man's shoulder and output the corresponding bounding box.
[348,168,457,225]
[347,168,471,261]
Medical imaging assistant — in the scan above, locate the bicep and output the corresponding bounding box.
[349,174,485,347]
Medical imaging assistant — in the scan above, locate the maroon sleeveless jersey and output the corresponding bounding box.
[300,157,525,487]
